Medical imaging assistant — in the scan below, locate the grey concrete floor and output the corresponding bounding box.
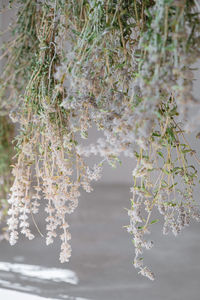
[0,184,200,300]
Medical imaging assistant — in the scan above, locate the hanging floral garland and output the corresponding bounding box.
[0,0,200,280]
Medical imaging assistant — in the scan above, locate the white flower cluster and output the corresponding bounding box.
[127,191,155,280]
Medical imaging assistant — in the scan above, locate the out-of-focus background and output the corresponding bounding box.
[0,2,200,300]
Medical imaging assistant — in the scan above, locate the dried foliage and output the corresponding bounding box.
[0,116,14,238]
[0,0,200,280]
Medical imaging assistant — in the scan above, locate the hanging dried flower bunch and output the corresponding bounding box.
[0,116,14,239]
[0,0,200,280]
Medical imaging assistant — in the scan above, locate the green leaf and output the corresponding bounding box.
[152,131,161,137]
[137,226,144,230]
[150,219,159,225]
[162,168,170,175]
[157,151,164,159]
